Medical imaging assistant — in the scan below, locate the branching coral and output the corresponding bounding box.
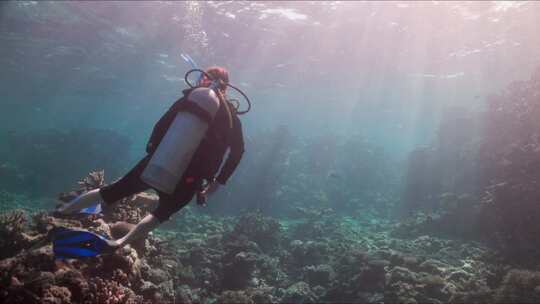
[78,170,105,191]
[0,209,30,259]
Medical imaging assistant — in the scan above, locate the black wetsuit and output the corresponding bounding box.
[100,89,245,222]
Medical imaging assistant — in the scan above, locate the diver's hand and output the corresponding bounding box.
[202,180,221,196]
[197,180,221,207]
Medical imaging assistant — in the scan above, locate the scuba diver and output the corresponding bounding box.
[54,66,249,257]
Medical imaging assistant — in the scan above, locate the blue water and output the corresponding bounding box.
[0,1,539,209]
[4,3,540,304]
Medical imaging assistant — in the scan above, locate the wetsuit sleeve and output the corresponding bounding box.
[216,116,245,185]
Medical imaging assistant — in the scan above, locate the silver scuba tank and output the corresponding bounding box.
[141,87,220,194]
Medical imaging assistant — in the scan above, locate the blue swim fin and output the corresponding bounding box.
[79,202,102,215]
[52,227,113,260]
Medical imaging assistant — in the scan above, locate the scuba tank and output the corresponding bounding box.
[141,87,220,194]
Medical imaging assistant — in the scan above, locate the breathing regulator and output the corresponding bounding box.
[181,53,251,115]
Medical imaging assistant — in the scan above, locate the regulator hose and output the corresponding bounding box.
[184,69,252,115]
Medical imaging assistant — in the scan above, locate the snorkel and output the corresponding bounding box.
[181,53,252,115]
[181,53,203,85]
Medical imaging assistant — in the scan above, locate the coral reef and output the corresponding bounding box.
[400,107,479,217]
[0,170,172,303]
[475,68,540,263]
[228,211,282,253]
[0,209,42,259]
[0,205,523,304]
[398,67,540,266]
[493,269,540,303]
[0,167,538,303]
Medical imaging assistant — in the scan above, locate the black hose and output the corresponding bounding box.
[184,69,208,88]
[226,83,251,115]
[184,69,252,115]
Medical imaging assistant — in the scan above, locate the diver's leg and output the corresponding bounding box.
[57,188,103,214]
[111,213,160,247]
[57,156,151,214]
[112,179,199,247]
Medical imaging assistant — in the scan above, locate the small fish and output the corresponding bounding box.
[327,171,342,179]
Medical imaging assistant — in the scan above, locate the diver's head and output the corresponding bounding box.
[201,66,229,92]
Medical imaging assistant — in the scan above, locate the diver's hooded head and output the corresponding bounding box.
[201,66,229,92]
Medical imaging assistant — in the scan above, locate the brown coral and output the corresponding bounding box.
[494,269,540,303]
[42,286,71,304]
[0,209,35,258]
[85,277,142,304]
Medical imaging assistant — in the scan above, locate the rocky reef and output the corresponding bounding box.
[0,170,536,303]
[399,67,540,267]
[475,67,540,263]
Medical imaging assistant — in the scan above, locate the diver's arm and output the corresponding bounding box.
[216,117,245,185]
[199,117,244,199]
